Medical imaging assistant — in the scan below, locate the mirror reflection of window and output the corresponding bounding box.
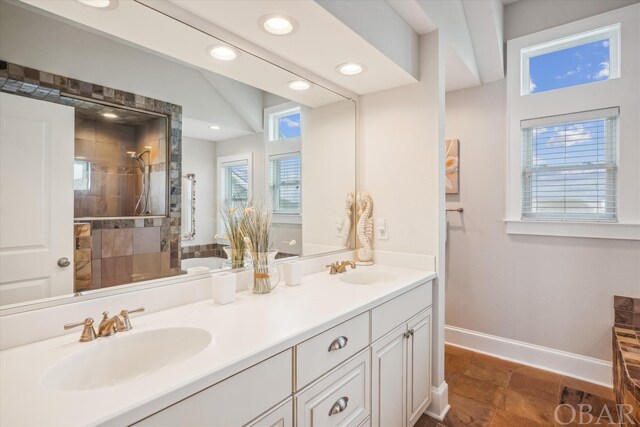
[270,154,301,214]
[269,107,301,142]
[73,159,91,191]
[224,162,249,203]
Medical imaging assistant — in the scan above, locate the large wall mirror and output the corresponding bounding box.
[0,0,356,310]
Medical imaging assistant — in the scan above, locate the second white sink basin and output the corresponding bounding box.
[338,271,397,285]
[42,327,212,391]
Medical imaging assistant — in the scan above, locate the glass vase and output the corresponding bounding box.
[223,246,248,270]
[248,250,280,294]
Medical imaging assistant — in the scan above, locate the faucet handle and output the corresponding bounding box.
[64,317,97,342]
[116,307,145,332]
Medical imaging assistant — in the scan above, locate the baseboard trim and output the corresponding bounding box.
[425,381,450,421]
[445,325,612,387]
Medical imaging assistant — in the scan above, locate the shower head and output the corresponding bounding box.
[127,149,150,160]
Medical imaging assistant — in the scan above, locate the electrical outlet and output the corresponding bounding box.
[335,217,344,236]
[376,218,388,240]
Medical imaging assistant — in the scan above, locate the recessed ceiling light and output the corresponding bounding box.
[288,80,311,91]
[336,62,366,76]
[77,0,118,9]
[209,125,221,130]
[207,45,239,61]
[102,112,118,119]
[259,14,298,36]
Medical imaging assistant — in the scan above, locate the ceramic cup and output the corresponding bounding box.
[283,260,302,287]
[212,272,236,304]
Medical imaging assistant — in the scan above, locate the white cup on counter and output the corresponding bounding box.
[212,272,236,304]
[283,261,302,287]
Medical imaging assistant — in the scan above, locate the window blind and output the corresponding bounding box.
[223,161,249,202]
[521,108,618,222]
[269,153,301,213]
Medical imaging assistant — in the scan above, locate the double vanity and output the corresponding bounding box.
[0,264,436,427]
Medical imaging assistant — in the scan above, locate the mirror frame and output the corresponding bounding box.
[182,173,196,240]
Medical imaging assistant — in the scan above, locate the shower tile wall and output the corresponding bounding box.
[85,218,172,289]
[74,118,138,217]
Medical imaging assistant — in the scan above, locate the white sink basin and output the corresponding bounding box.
[338,271,397,285]
[42,327,212,391]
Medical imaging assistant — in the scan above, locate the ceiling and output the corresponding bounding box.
[165,0,418,95]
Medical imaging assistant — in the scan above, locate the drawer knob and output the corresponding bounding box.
[404,329,415,339]
[328,336,348,352]
[328,396,349,416]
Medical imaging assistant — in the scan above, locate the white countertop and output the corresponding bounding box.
[0,264,435,427]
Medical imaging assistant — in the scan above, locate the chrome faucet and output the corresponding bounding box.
[64,307,145,342]
[326,260,356,275]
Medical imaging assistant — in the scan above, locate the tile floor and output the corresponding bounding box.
[417,345,618,426]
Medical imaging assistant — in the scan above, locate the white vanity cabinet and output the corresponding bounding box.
[132,280,433,427]
[134,349,293,427]
[247,398,293,427]
[371,286,433,427]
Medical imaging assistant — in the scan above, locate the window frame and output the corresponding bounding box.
[520,24,620,96]
[506,5,639,240]
[216,153,252,236]
[520,108,619,222]
[264,102,302,224]
[267,106,301,143]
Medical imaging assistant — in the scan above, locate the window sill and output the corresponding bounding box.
[273,214,302,225]
[505,220,640,240]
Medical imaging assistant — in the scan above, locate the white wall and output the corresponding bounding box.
[302,99,356,255]
[181,137,216,247]
[445,0,640,366]
[359,31,446,390]
[504,0,639,40]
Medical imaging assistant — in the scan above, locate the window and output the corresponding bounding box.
[508,7,639,239]
[217,153,252,236]
[270,153,301,214]
[221,160,249,203]
[521,24,619,95]
[521,108,618,222]
[73,160,90,191]
[268,107,301,142]
[264,102,302,221]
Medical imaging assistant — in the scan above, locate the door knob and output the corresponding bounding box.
[57,257,71,268]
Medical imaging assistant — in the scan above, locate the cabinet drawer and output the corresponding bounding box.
[135,349,292,426]
[371,281,432,342]
[295,349,370,427]
[295,311,369,390]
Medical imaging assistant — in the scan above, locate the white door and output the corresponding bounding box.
[371,324,407,427]
[407,308,432,427]
[0,93,75,305]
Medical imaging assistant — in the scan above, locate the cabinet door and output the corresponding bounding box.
[247,398,293,427]
[406,308,432,427]
[371,324,406,427]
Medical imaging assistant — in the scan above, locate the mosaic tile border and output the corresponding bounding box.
[0,60,183,279]
[181,243,297,261]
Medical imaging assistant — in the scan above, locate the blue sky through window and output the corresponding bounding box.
[525,118,614,217]
[278,113,301,139]
[529,40,610,94]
